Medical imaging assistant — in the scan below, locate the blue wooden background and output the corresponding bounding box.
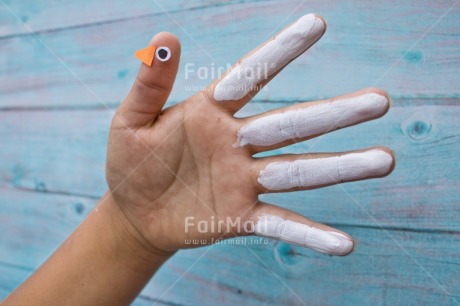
[1,0,459,305]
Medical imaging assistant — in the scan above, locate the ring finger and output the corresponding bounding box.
[252,147,395,192]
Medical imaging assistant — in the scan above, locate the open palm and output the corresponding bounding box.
[106,14,394,256]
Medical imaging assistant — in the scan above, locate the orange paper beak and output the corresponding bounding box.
[134,45,156,66]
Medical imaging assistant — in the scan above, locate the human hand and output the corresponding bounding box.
[106,13,395,257]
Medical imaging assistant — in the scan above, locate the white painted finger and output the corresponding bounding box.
[253,215,353,255]
[238,92,389,147]
[257,149,394,190]
[213,14,326,102]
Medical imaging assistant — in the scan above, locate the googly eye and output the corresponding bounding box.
[155,46,171,62]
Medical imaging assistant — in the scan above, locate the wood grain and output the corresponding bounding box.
[1,187,458,305]
[0,0,459,109]
[0,0,459,305]
[1,101,458,231]
[0,0,263,38]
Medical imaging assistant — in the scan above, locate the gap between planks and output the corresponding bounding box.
[0,97,459,112]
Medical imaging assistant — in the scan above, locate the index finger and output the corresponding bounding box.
[206,13,326,113]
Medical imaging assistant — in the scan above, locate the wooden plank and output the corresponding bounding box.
[256,100,460,232]
[0,108,111,197]
[0,0,459,109]
[1,1,459,304]
[0,264,170,306]
[0,187,96,267]
[0,187,458,305]
[0,1,265,38]
[0,1,180,37]
[144,229,460,305]
[0,100,459,231]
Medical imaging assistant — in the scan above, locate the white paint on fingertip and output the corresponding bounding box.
[258,149,393,190]
[237,93,389,147]
[253,215,353,255]
[214,14,325,101]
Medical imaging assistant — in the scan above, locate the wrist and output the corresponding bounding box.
[4,191,174,306]
[98,192,174,272]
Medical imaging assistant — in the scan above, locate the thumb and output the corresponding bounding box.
[116,32,181,128]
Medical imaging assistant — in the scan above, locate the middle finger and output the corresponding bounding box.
[236,88,390,153]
